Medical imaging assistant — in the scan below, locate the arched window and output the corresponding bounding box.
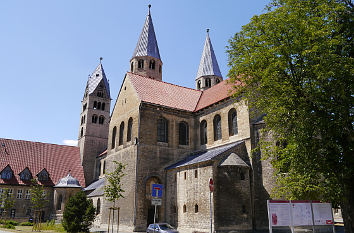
[57,194,62,210]
[127,118,133,142]
[213,115,222,141]
[157,118,168,143]
[138,59,144,69]
[119,122,124,146]
[93,101,97,109]
[81,116,84,125]
[183,205,187,213]
[83,103,87,111]
[228,108,238,136]
[179,121,189,145]
[200,120,207,145]
[92,115,98,123]
[195,204,199,213]
[99,116,105,125]
[197,80,201,89]
[112,126,117,149]
[96,198,101,215]
[97,102,101,110]
[130,62,134,72]
[81,127,84,137]
[97,91,103,97]
[102,103,105,111]
[205,78,211,87]
[149,60,155,70]
[83,115,85,124]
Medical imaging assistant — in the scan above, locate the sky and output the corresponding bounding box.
[0,0,270,146]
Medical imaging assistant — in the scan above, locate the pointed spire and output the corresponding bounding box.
[196,29,222,79]
[87,60,110,98]
[132,5,161,60]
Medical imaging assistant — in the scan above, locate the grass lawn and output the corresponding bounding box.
[0,224,65,233]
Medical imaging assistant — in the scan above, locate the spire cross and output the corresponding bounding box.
[207,28,210,34]
[99,57,103,64]
[148,4,151,15]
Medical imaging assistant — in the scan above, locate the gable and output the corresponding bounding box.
[219,153,249,167]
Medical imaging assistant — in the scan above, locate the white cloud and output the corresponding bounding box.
[63,139,78,146]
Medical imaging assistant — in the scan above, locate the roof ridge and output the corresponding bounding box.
[0,138,79,148]
[127,72,202,93]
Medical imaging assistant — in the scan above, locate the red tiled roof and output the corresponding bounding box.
[195,80,235,111]
[0,138,85,187]
[128,73,239,112]
[128,73,202,112]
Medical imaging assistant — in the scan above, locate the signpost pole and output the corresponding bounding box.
[210,190,212,233]
[153,204,157,233]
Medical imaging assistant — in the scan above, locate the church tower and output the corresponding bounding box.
[130,5,163,81]
[78,59,111,185]
[195,29,223,90]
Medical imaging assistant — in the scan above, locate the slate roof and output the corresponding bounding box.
[84,177,105,192]
[87,63,110,98]
[132,7,161,60]
[196,30,222,79]
[86,178,105,197]
[166,141,243,170]
[55,172,82,188]
[0,138,85,187]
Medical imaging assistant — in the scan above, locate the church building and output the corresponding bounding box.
[82,6,274,233]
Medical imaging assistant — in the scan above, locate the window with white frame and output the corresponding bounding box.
[25,190,30,199]
[17,190,23,199]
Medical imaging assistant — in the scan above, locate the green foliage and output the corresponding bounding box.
[30,179,48,211]
[1,223,15,229]
[227,0,353,228]
[20,221,33,226]
[5,220,18,226]
[104,161,126,203]
[62,191,95,233]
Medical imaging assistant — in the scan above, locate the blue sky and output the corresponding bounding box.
[0,0,269,146]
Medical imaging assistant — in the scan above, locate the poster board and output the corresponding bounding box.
[267,200,335,233]
[268,200,291,227]
[290,201,313,226]
[312,202,334,225]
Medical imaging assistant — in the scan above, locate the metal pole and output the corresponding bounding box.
[210,190,213,233]
[153,204,157,233]
[112,207,115,233]
[117,207,120,233]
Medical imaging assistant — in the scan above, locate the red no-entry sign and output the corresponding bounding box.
[209,178,214,192]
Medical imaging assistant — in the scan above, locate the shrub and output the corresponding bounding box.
[1,223,15,229]
[20,221,33,226]
[6,220,18,226]
[62,191,95,233]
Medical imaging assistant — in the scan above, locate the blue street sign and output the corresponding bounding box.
[152,184,163,198]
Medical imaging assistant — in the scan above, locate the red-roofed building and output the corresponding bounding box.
[0,138,84,221]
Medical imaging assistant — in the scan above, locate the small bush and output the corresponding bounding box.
[20,221,33,226]
[1,223,16,229]
[6,220,18,226]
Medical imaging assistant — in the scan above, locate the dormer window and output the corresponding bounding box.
[19,167,32,181]
[159,65,162,73]
[131,62,134,72]
[1,165,13,180]
[37,169,49,182]
[205,78,211,87]
[149,60,155,70]
[197,80,201,89]
[138,59,144,69]
[216,78,220,84]
[96,74,99,77]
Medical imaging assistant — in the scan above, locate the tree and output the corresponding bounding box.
[62,191,95,233]
[104,161,126,232]
[0,188,15,220]
[30,179,48,229]
[227,0,353,232]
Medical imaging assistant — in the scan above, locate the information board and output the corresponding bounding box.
[291,202,313,226]
[268,201,291,226]
[312,203,334,225]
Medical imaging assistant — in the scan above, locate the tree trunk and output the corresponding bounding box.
[342,181,354,233]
